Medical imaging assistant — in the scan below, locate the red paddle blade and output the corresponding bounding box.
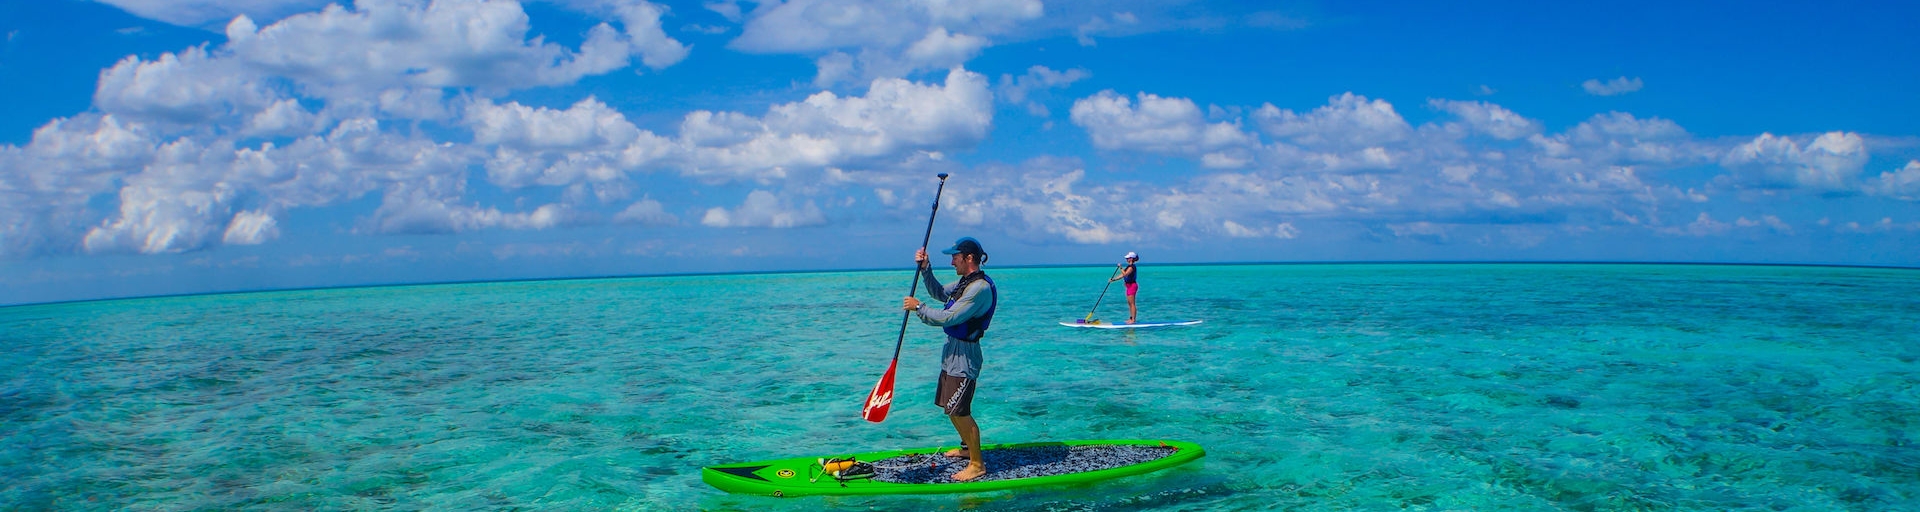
[861,360,898,423]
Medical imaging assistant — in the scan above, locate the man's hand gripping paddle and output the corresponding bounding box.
[1077,263,1125,325]
[863,173,949,423]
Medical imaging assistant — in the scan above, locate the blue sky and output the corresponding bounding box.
[2,0,1917,305]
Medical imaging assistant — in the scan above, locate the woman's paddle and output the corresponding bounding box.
[863,172,949,423]
[1078,263,1125,324]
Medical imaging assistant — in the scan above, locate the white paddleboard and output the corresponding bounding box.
[1060,320,1202,329]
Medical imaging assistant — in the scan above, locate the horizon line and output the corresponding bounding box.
[6,258,1917,309]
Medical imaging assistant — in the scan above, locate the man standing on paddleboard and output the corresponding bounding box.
[902,236,997,482]
[1109,252,1139,324]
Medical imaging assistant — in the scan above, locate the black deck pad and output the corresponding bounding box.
[869,444,1177,484]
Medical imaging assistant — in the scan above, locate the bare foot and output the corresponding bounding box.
[943,447,967,458]
[951,463,986,481]
[1125,318,1136,324]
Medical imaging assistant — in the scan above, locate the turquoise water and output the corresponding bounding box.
[3,263,1918,511]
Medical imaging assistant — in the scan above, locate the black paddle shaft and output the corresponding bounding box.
[1085,264,1124,320]
[892,173,949,360]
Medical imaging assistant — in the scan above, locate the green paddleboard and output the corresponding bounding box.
[702,439,1204,497]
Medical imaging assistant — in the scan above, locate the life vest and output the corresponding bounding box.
[1123,263,1137,284]
[941,272,996,342]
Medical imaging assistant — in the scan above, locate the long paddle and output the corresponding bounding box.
[862,172,949,423]
[1079,263,1125,324]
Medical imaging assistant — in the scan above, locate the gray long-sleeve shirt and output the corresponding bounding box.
[914,267,993,379]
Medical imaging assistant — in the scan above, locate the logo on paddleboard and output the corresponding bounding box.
[776,469,796,479]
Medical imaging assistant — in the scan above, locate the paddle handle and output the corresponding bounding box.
[892,173,949,361]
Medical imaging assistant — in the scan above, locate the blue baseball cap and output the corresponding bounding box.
[939,236,985,255]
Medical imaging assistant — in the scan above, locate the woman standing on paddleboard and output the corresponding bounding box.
[1109,252,1139,324]
[902,236,997,482]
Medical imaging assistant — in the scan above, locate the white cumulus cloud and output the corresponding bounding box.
[701,190,826,228]
[1836,218,1920,233]
[0,0,703,257]
[677,67,993,180]
[1074,11,1141,46]
[1254,93,1412,151]
[367,187,572,235]
[83,179,236,254]
[468,97,646,150]
[1531,112,1702,168]
[1582,76,1644,96]
[998,66,1090,116]
[94,45,281,124]
[1719,132,1869,191]
[729,0,1042,84]
[242,98,324,137]
[904,27,988,70]
[614,198,678,225]
[221,0,678,98]
[1065,92,1716,243]
[1659,212,1731,237]
[96,0,332,28]
[1388,221,1450,242]
[1867,160,1920,200]
[222,209,280,244]
[1220,220,1300,239]
[464,97,675,194]
[1069,91,1254,156]
[1734,215,1793,234]
[1430,99,1542,140]
[933,164,1133,244]
[76,118,486,254]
